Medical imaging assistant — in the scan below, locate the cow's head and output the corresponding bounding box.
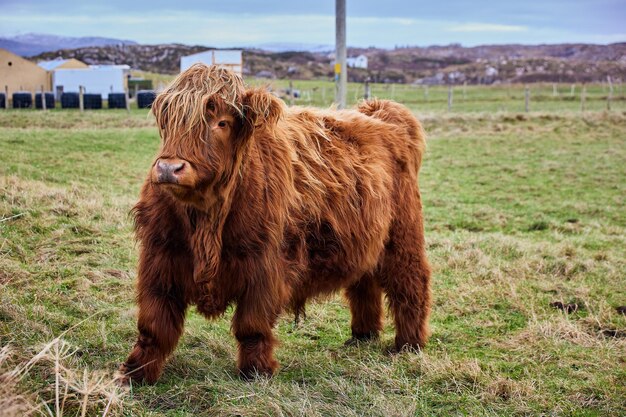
[150,64,283,210]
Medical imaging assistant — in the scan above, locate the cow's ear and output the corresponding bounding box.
[241,88,284,130]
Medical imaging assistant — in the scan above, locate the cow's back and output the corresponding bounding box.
[280,103,422,298]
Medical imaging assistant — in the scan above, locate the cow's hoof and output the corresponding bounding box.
[114,364,133,387]
[386,342,422,355]
[238,365,275,381]
[115,362,144,386]
[344,331,378,346]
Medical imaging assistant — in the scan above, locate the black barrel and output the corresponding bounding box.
[35,92,55,109]
[0,93,5,109]
[61,92,80,108]
[12,92,33,109]
[84,94,102,109]
[136,90,156,108]
[108,93,126,109]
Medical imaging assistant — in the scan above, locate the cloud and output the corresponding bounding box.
[447,23,528,33]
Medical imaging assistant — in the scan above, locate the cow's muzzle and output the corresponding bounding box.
[153,158,186,184]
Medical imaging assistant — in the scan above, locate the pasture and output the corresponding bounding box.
[0,103,625,415]
[136,71,626,113]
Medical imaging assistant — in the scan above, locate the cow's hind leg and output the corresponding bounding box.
[381,204,431,352]
[344,273,383,345]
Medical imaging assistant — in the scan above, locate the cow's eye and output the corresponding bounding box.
[217,120,227,128]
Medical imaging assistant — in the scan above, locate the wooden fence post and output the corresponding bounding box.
[580,83,586,112]
[447,85,453,111]
[288,80,294,106]
[79,86,84,112]
[364,80,371,100]
[4,85,8,109]
[525,85,530,112]
[125,88,130,113]
[607,76,613,111]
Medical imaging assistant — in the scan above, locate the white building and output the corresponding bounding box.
[52,65,130,98]
[346,55,368,69]
[180,50,243,75]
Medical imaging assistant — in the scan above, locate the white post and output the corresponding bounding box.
[41,85,46,111]
[79,86,84,112]
[447,85,453,111]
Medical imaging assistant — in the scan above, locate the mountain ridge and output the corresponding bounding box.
[0,33,137,57]
[8,33,624,84]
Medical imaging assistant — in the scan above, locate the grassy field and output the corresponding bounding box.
[131,69,626,114]
[0,105,625,416]
[251,80,626,114]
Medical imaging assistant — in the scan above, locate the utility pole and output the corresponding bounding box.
[335,0,347,109]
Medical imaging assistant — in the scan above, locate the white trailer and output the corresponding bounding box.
[180,50,242,76]
[53,65,130,98]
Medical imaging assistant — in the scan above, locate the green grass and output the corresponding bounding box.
[0,107,625,416]
[247,79,626,113]
[131,70,626,113]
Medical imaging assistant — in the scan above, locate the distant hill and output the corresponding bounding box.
[29,41,626,85]
[255,42,333,53]
[0,33,137,57]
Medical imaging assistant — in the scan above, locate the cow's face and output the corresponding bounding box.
[151,98,245,208]
[147,64,282,211]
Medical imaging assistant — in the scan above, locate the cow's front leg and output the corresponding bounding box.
[118,251,191,385]
[118,290,187,385]
[232,285,284,379]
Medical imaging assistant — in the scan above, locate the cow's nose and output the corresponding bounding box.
[155,159,185,183]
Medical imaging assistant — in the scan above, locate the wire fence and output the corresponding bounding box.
[247,79,626,113]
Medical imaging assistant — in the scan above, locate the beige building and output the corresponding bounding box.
[0,48,50,98]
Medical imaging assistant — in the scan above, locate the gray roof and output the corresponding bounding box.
[38,59,69,70]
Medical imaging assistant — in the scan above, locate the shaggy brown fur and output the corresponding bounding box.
[118,64,431,383]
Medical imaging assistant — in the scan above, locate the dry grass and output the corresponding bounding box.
[0,339,124,417]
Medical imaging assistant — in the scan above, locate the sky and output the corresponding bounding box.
[0,0,624,47]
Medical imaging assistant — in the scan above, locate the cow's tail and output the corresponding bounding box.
[357,99,426,172]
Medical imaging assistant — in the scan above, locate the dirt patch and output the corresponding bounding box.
[550,301,581,314]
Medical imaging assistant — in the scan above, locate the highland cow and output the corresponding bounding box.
[118,64,431,383]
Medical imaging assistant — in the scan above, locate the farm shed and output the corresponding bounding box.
[180,50,243,76]
[38,58,89,93]
[52,65,130,98]
[0,48,50,99]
